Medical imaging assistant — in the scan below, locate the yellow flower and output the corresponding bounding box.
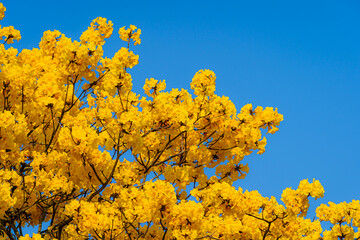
[0,3,6,20]
[118,25,141,45]
[143,78,166,97]
[0,26,21,43]
[190,69,216,96]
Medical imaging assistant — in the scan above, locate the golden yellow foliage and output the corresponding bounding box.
[0,3,358,240]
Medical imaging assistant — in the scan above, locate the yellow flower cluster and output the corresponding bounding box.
[316,200,360,239]
[0,2,358,239]
[143,78,167,97]
[0,3,5,20]
[190,69,216,96]
[119,24,141,45]
[282,179,325,217]
[80,17,113,46]
[0,4,21,44]
[19,234,45,240]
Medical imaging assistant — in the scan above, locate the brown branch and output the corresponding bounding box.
[87,145,128,202]
[197,130,216,146]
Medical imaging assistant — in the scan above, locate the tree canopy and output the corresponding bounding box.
[0,3,359,240]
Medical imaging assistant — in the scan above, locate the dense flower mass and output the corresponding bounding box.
[0,3,359,240]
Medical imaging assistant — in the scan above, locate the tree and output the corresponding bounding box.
[0,3,359,240]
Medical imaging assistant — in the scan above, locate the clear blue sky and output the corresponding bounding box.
[2,0,360,229]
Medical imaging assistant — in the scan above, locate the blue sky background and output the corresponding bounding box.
[2,0,360,232]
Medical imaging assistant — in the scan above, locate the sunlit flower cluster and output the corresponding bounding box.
[119,24,141,45]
